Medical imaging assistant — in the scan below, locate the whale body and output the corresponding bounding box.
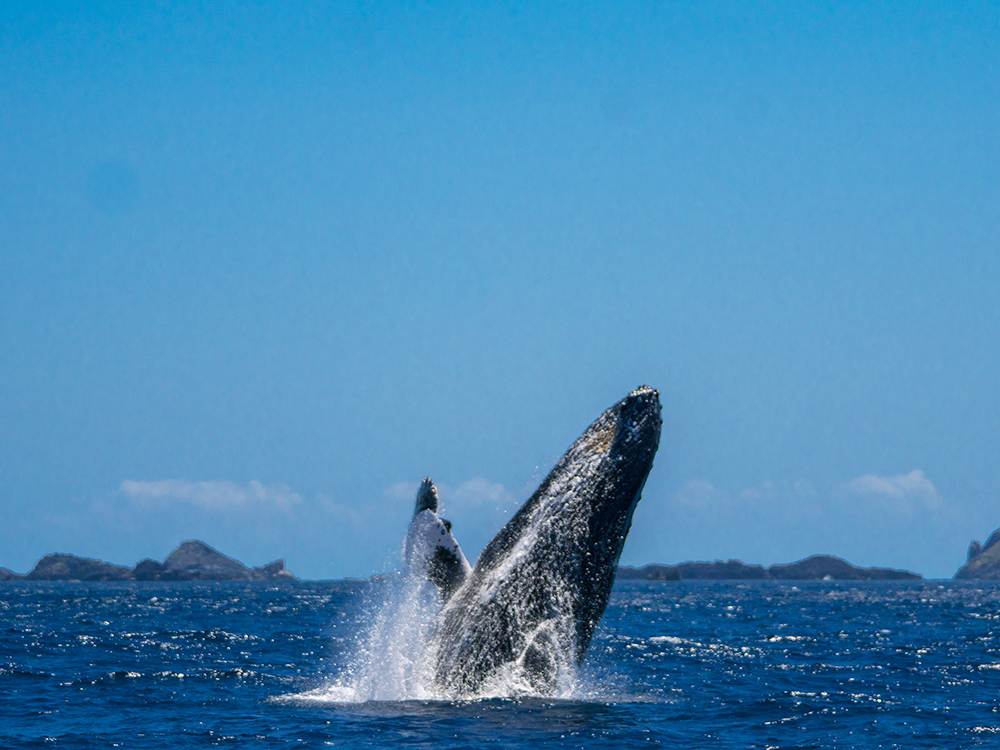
[420,386,662,696]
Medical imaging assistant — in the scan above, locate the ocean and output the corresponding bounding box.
[3,579,1000,748]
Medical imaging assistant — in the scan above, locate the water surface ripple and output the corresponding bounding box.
[2,580,1000,748]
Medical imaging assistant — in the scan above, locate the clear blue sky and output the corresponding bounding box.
[2,1,998,579]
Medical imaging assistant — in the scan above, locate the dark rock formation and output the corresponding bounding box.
[25,553,135,582]
[617,564,681,581]
[618,560,768,580]
[956,527,1000,579]
[133,558,195,582]
[161,540,295,581]
[0,541,296,582]
[986,528,1000,551]
[618,555,921,581]
[768,555,920,581]
[968,541,984,562]
[0,567,24,581]
[163,540,252,580]
[254,560,294,580]
[681,560,770,580]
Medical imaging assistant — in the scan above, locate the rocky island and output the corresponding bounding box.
[617,554,922,581]
[0,540,295,582]
[2,547,933,583]
[955,527,1000,579]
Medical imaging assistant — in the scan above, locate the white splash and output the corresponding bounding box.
[280,566,591,704]
[303,574,440,703]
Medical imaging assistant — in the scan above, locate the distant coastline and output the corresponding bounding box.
[0,547,920,582]
[9,528,1000,582]
[0,540,295,582]
[617,555,921,581]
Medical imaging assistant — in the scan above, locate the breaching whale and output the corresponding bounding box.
[405,386,661,696]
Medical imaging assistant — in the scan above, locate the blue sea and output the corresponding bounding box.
[3,579,1000,748]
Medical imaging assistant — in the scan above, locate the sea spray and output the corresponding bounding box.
[295,572,441,702]
[288,569,587,702]
[348,574,441,701]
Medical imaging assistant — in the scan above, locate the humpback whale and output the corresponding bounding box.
[407,386,662,696]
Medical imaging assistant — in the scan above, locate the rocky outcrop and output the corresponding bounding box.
[1,541,296,582]
[617,564,682,581]
[967,540,984,561]
[162,540,252,580]
[25,553,135,582]
[254,560,294,580]
[680,560,770,579]
[768,555,920,580]
[956,527,1000,579]
[618,555,921,581]
[132,558,196,581]
[156,540,295,581]
[0,567,24,581]
[618,560,767,580]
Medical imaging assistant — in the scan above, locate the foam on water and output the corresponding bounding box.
[283,567,594,703]
[303,573,439,702]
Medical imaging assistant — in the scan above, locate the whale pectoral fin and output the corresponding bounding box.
[404,480,472,601]
[413,477,439,516]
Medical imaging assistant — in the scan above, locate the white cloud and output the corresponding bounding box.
[843,469,938,499]
[314,493,367,525]
[842,470,941,510]
[739,479,776,501]
[674,478,818,509]
[380,477,521,561]
[673,478,728,508]
[670,471,942,518]
[383,477,516,513]
[120,479,303,513]
[443,478,515,508]
[384,481,421,502]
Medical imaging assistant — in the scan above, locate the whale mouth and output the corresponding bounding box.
[628,384,658,399]
[618,386,662,442]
